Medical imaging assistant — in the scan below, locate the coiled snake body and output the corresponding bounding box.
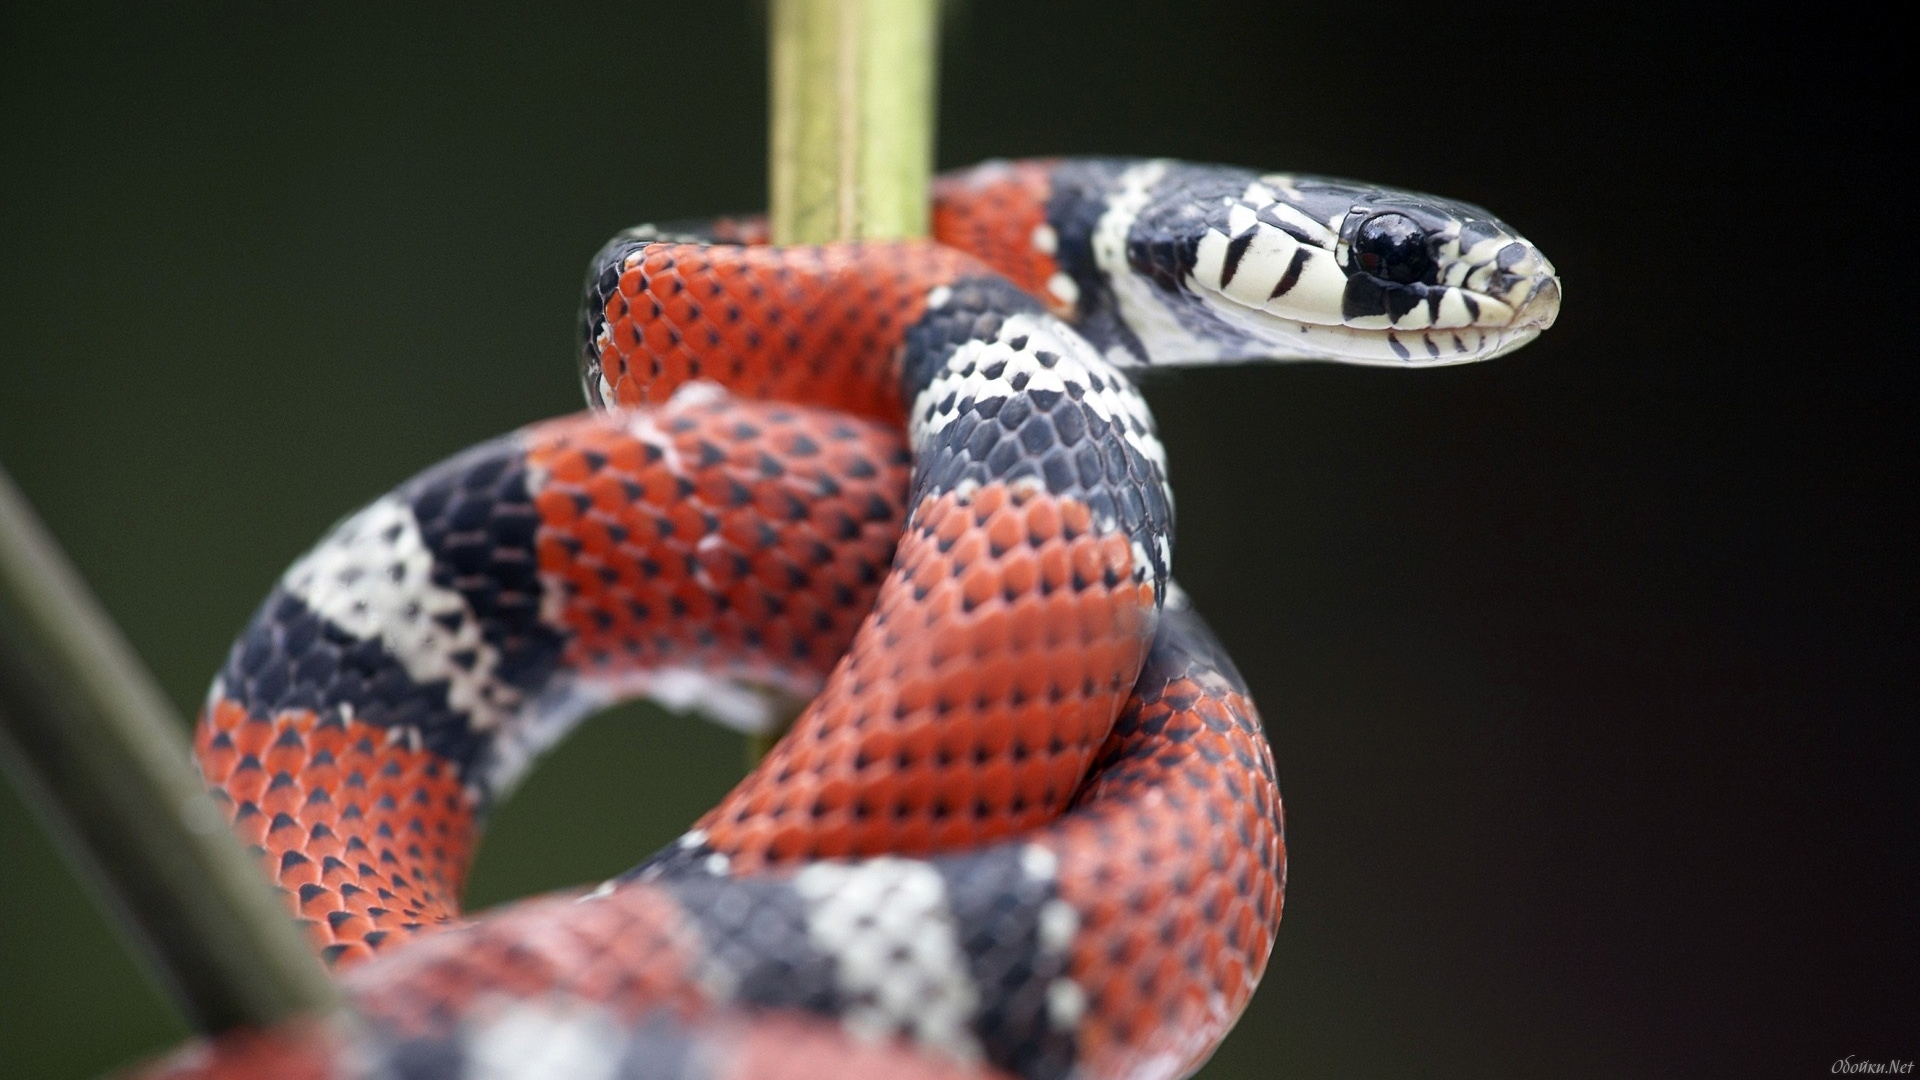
[144,159,1558,1080]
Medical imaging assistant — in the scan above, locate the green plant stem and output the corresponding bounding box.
[769,0,940,244]
[0,463,340,1031]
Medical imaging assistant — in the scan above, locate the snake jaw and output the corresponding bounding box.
[1182,239,1560,367]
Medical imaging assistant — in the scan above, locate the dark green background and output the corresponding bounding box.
[1,3,1907,1078]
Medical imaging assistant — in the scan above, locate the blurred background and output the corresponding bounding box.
[0,3,1908,1077]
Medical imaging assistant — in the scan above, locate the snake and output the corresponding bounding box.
[136,159,1558,1080]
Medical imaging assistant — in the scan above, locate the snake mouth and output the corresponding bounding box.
[1194,299,1550,366]
[1191,267,1561,366]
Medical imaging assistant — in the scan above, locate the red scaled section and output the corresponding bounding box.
[1050,679,1285,1079]
[343,882,708,1036]
[195,699,475,967]
[588,241,981,418]
[523,397,911,687]
[131,1019,340,1080]
[696,482,1157,870]
[932,161,1068,317]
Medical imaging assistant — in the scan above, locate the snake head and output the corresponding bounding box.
[1141,164,1560,366]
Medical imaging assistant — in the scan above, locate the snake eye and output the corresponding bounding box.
[1352,212,1431,284]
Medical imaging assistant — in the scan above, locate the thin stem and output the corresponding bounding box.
[769,0,940,244]
[0,463,340,1031]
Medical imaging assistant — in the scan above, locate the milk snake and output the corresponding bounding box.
[139,159,1558,1080]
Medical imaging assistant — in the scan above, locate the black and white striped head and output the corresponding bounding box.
[1103,161,1560,367]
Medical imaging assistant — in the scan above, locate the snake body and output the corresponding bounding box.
[143,159,1558,1080]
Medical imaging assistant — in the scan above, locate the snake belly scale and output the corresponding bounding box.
[141,159,1558,1080]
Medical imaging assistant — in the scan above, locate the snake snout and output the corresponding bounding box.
[1512,272,1562,331]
